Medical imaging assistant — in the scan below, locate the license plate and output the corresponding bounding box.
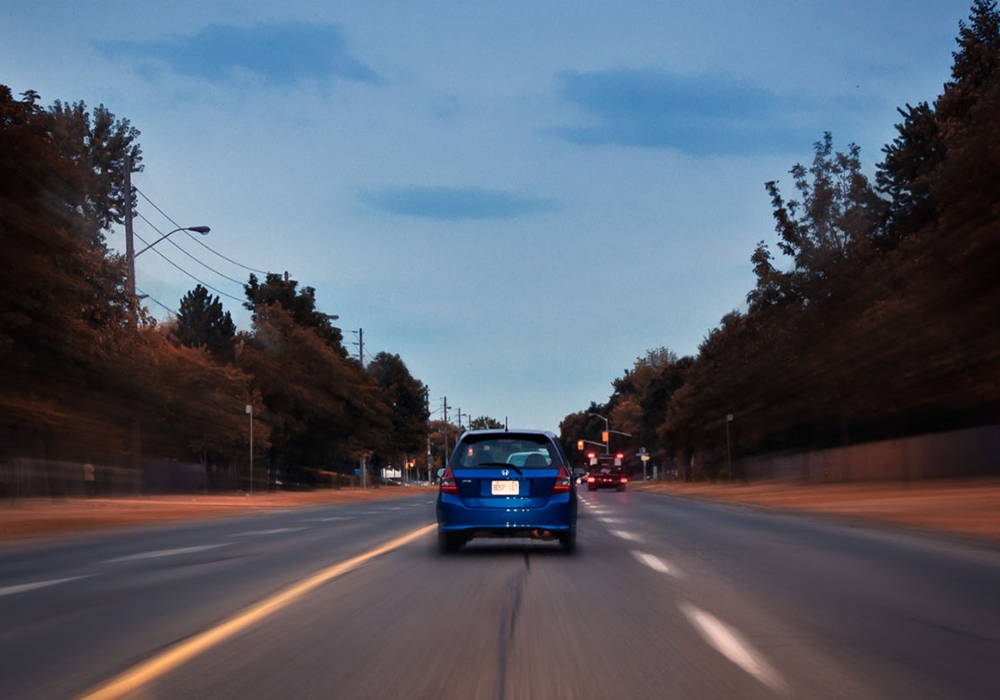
[491,480,519,496]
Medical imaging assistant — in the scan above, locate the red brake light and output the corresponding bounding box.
[552,466,572,494]
[440,466,458,494]
[620,476,628,483]
[587,475,595,483]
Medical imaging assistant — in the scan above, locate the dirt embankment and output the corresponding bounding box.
[3,480,1000,544]
[0,487,435,541]
[635,479,1000,543]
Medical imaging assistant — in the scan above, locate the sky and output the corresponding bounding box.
[1,0,974,433]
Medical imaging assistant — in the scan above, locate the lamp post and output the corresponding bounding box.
[126,225,210,320]
[246,404,253,494]
[726,413,734,483]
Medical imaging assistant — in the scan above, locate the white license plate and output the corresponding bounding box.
[491,480,520,496]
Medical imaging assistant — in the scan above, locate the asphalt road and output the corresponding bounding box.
[1,490,998,699]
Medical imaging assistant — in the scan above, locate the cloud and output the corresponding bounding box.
[99,22,380,88]
[550,68,822,156]
[358,186,558,221]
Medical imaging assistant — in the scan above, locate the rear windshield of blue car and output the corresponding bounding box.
[452,434,562,469]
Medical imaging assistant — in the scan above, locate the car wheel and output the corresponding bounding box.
[438,530,463,554]
[559,529,576,554]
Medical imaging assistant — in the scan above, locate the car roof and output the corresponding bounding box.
[457,429,558,440]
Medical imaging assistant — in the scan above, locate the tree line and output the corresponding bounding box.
[561,1,1000,479]
[0,87,435,490]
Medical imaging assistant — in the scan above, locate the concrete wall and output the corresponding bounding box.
[740,423,1000,482]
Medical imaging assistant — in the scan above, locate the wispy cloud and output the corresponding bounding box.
[359,186,558,221]
[99,22,380,88]
[550,68,824,156]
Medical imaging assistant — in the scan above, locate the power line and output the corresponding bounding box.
[132,229,244,304]
[134,187,269,275]
[135,285,177,316]
[135,212,247,286]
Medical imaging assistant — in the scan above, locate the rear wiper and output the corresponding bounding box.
[477,461,522,475]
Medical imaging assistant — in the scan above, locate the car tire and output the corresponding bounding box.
[438,530,463,554]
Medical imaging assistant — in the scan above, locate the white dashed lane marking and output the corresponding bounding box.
[232,527,306,537]
[610,529,642,542]
[632,550,683,579]
[679,602,787,693]
[0,575,94,598]
[103,544,231,563]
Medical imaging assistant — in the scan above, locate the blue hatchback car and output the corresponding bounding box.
[436,429,580,553]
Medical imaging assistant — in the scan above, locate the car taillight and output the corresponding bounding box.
[552,466,572,494]
[587,475,595,483]
[620,476,628,483]
[440,466,458,494]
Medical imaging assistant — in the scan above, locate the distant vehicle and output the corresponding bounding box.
[436,429,582,553]
[586,452,628,492]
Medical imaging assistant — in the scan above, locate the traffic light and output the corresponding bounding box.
[602,431,609,443]
[577,440,584,451]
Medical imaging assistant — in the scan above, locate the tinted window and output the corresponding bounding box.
[452,433,561,469]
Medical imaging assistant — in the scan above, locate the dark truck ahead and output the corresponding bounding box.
[585,452,628,491]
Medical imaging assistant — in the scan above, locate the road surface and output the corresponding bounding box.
[1,490,998,699]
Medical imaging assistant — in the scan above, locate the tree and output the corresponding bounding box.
[876,102,944,245]
[173,284,237,362]
[877,1,999,245]
[470,416,504,430]
[243,273,344,353]
[238,305,387,484]
[366,352,430,459]
[763,133,886,301]
[0,87,138,456]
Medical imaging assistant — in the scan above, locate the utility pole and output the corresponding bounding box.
[425,390,432,481]
[442,397,449,469]
[357,327,364,367]
[124,152,136,325]
[456,407,463,436]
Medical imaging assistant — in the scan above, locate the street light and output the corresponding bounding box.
[726,413,734,482]
[126,225,211,309]
[246,404,253,494]
[134,225,210,258]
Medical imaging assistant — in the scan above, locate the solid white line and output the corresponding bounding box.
[610,529,642,542]
[104,544,231,563]
[632,551,682,578]
[0,575,93,597]
[679,602,787,693]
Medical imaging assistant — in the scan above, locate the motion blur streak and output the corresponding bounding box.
[79,523,436,700]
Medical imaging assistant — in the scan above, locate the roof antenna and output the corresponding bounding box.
[505,417,509,432]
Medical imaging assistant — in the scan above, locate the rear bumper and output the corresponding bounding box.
[587,478,626,489]
[437,493,577,533]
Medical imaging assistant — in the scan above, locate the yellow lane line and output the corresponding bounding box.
[81,523,436,700]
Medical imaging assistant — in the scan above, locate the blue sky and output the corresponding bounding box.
[1,0,972,432]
